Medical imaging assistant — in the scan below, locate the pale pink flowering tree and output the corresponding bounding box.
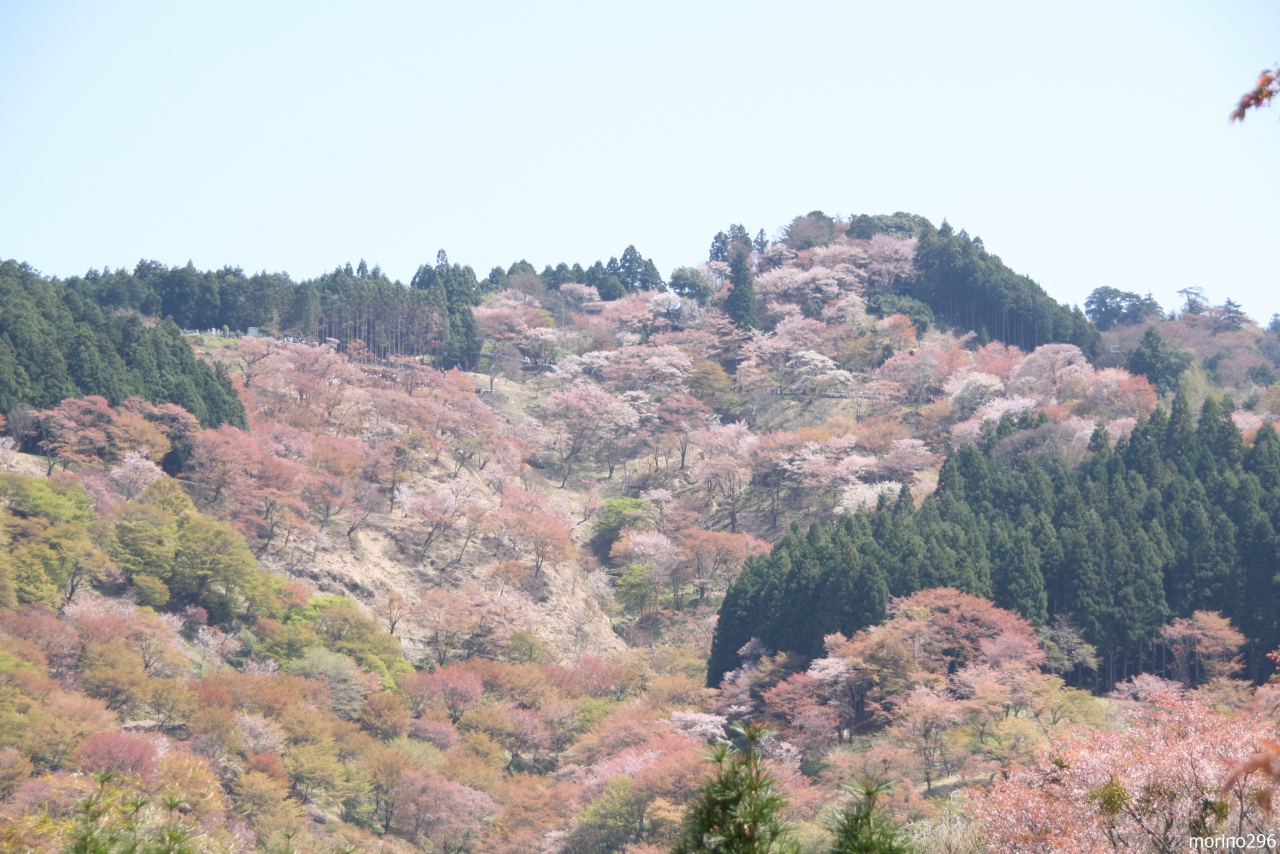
[191,624,242,675]
[1105,417,1138,443]
[401,480,484,562]
[821,292,869,325]
[1233,410,1267,437]
[692,452,754,533]
[474,291,550,342]
[864,233,918,289]
[877,337,970,402]
[888,686,962,792]
[579,344,692,394]
[1159,610,1245,687]
[558,282,599,306]
[580,747,664,797]
[235,712,286,755]
[1080,368,1158,419]
[951,396,1041,445]
[587,569,616,606]
[836,480,903,515]
[973,341,1025,379]
[783,350,853,395]
[391,770,497,852]
[669,711,729,745]
[599,293,663,343]
[544,383,639,487]
[879,438,937,482]
[877,314,918,351]
[617,529,690,608]
[780,441,841,508]
[1008,343,1094,402]
[979,689,1280,853]
[108,450,165,500]
[944,371,1006,418]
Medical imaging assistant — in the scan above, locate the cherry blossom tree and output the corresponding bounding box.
[36,396,116,474]
[391,769,497,852]
[944,371,1005,419]
[876,337,970,403]
[1008,343,1094,403]
[678,529,767,602]
[545,384,638,487]
[864,233,918,289]
[402,481,482,562]
[692,454,753,534]
[613,529,688,609]
[1079,367,1158,419]
[877,314,918,351]
[108,451,165,500]
[1159,611,1245,687]
[510,508,575,580]
[402,666,484,723]
[980,688,1280,853]
[579,345,693,395]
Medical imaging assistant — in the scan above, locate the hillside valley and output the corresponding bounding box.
[2,212,1280,852]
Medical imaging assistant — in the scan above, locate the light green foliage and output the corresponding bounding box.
[65,774,205,854]
[105,478,282,624]
[110,502,178,582]
[171,512,275,623]
[0,551,15,610]
[130,573,170,608]
[254,620,324,664]
[284,740,347,803]
[615,565,659,616]
[11,541,61,607]
[288,596,408,683]
[288,648,368,720]
[589,498,655,561]
[505,630,545,663]
[0,473,93,525]
[563,776,650,853]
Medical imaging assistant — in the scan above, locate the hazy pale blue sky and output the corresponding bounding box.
[3,2,1279,322]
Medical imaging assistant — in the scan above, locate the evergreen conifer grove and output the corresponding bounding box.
[0,261,244,427]
[711,394,1280,688]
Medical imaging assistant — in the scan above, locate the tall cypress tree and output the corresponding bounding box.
[1246,423,1280,491]
[1058,503,1111,647]
[1105,477,1168,649]
[991,521,1048,626]
[724,245,760,330]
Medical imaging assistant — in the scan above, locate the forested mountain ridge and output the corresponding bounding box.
[2,210,1280,851]
[53,244,668,367]
[845,212,1099,356]
[30,211,1089,372]
[0,260,244,427]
